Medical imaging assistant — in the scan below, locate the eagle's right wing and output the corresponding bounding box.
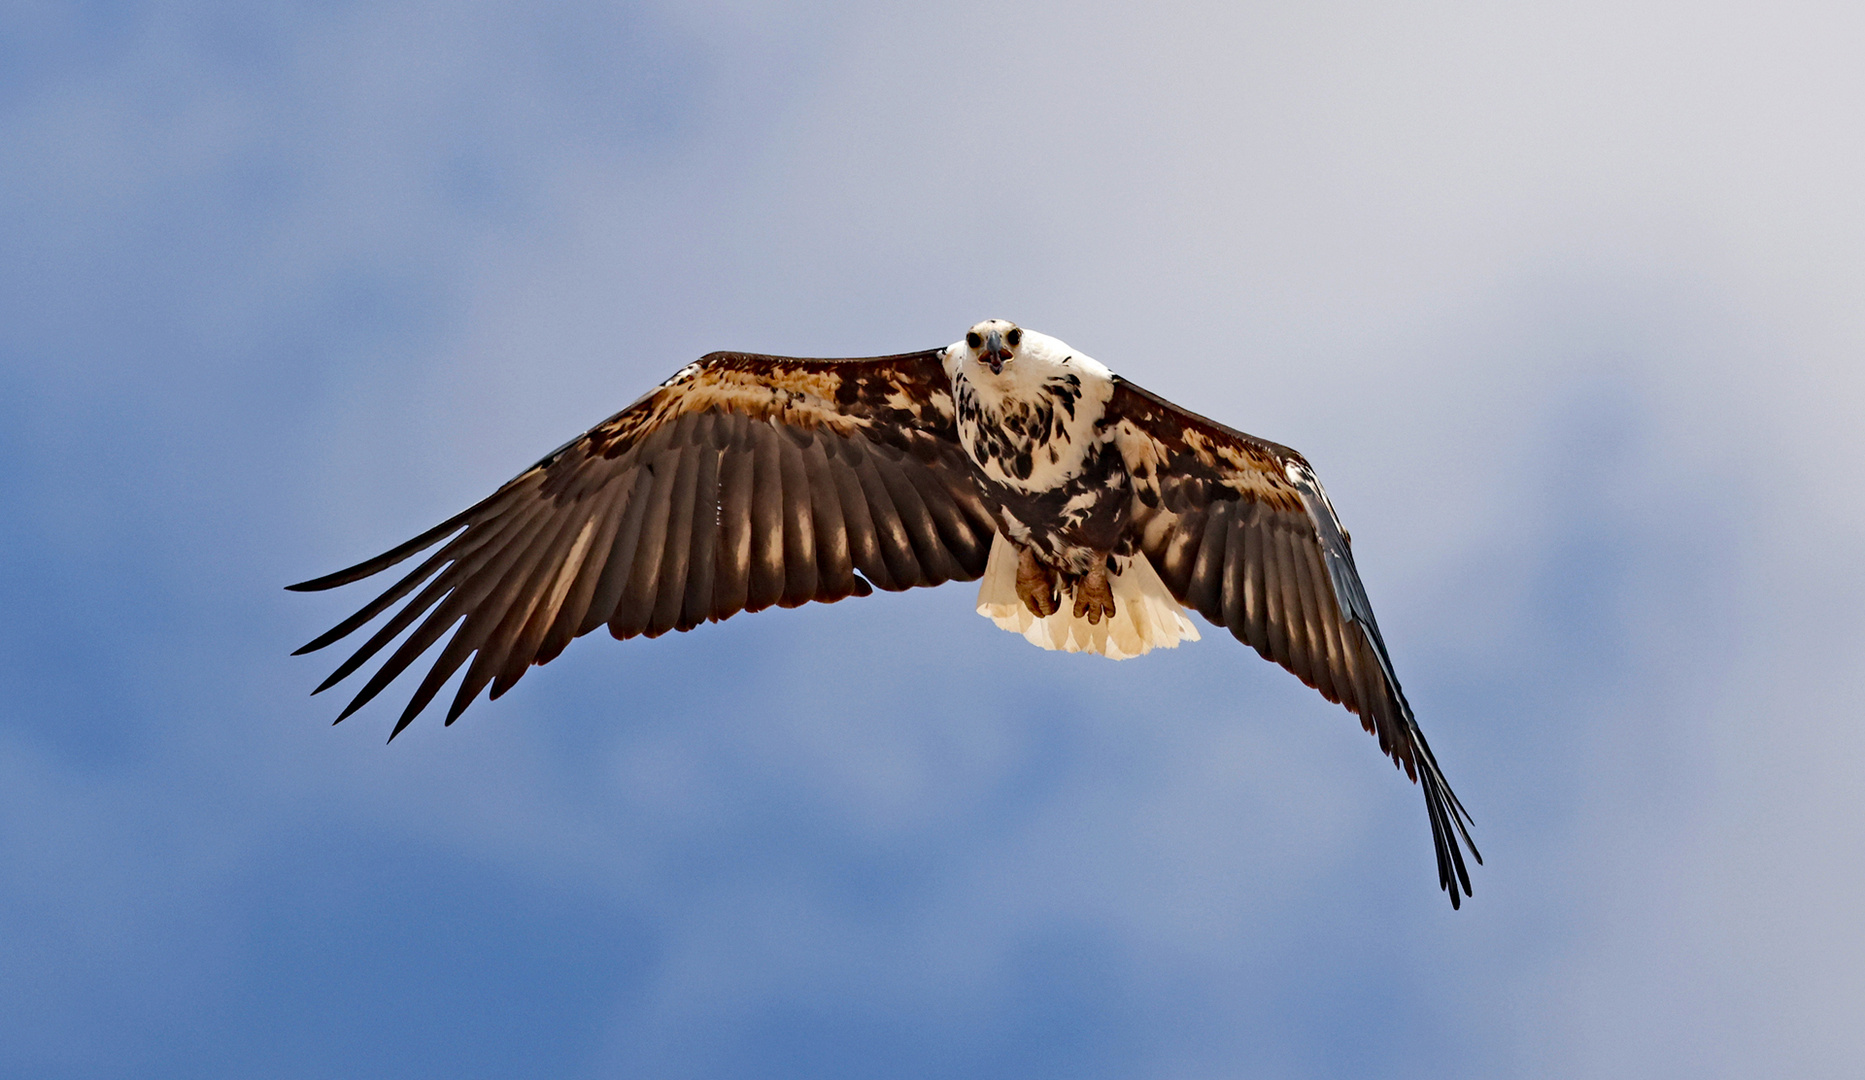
[289,349,997,736]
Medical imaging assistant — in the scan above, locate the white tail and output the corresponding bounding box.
[975,533,1201,659]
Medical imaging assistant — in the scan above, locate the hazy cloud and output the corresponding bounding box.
[4,2,1862,1077]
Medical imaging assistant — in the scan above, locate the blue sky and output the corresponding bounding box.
[5,2,1864,1077]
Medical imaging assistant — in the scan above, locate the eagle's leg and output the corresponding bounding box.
[1016,546,1061,618]
[1073,558,1116,625]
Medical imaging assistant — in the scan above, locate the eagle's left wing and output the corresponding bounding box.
[1106,377,1480,907]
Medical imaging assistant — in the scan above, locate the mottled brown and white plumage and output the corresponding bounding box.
[290,321,1480,906]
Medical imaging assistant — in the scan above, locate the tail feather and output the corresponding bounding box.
[976,534,1200,659]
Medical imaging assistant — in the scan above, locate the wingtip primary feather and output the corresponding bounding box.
[387,706,421,742]
[284,477,532,594]
[1415,751,1480,908]
[334,693,372,725]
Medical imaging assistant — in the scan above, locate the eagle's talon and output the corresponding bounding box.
[1015,546,1061,618]
[1072,563,1116,625]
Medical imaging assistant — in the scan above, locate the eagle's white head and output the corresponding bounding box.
[960,318,1021,375]
[946,319,1114,391]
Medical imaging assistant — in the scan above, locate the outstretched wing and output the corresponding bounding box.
[1106,378,1480,907]
[289,349,996,737]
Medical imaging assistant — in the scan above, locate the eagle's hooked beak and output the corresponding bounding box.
[983,329,1011,374]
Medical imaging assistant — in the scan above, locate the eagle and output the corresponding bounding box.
[290,320,1480,906]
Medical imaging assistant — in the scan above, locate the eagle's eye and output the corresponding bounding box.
[1005,328,1021,347]
[966,331,983,349]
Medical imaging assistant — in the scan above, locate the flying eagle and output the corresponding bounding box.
[291,320,1480,906]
